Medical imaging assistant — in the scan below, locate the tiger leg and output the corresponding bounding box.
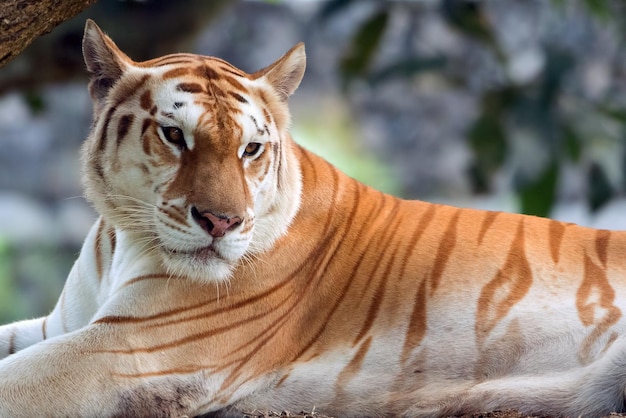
[404,338,626,417]
[0,277,96,359]
[0,281,88,359]
[0,317,48,359]
[0,218,112,359]
[0,323,209,417]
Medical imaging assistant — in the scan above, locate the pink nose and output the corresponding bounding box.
[191,207,242,238]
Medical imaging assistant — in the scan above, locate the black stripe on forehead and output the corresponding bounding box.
[250,115,265,136]
[177,83,205,94]
[209,57,247,76]
[144,53,202,68]
[229,92,248,104]
[222,75,249,92]
[249,115,266,136]
[193,65,220,80]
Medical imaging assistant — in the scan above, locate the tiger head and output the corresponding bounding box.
[80,20,305,283]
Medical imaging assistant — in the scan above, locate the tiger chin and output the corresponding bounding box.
[4,18,626,418]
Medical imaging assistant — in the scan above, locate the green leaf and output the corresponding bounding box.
[466,87,518,193]
[316,0,356,22]
[467,112,507,193]
[482,87,518,114]
[339,10,389,85]
[0,239,22,323]
[440,0,505,62]
[583,0,611,21]
[588,162,614,212]
[539,47,574,107]
[597,105,626,123]
[518,158,559,218]
[23,91,46,114]
[367,56,447,85]
[466,163,490,194]
[441,0,491,41]
[561,125,582,162]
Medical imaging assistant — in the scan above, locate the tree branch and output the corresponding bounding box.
[0,0,98,68]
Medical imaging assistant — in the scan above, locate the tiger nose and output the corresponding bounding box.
[191,206,242,238]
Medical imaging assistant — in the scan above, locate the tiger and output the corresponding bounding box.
[1,18,626,418]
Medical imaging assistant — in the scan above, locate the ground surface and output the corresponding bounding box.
[242,410,626,418]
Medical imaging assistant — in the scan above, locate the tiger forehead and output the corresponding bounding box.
[136,54,276,146]
[142,53,247,76]
[156,56,249,85]
[145,56,257,109]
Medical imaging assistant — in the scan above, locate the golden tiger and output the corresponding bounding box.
[1,19,626,417]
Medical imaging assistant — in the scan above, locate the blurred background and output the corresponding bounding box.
[1,0,626,323]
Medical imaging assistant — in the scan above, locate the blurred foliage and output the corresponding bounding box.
[0,237,22,322]
[293,100,401,196]
[321,0,626,217]
[0,240,75,324]
[339,10,389,87]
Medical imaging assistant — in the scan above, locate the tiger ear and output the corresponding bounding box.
[254,43,306,101]
[82,19,132,102]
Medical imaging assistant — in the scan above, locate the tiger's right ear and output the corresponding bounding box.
[252,43,306,102]
[82,19,132,103]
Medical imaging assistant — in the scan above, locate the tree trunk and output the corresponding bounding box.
[0,0,98,68]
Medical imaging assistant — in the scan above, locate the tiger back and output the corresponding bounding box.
[1,19,626,417]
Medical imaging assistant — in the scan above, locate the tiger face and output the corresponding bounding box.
[80,23,305,282]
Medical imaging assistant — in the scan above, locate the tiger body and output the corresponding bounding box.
[1,20,626,417]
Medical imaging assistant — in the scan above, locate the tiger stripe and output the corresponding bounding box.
[548,219,566,264]
[116,114,134,146]
[58,290,69,334]
[596,228,611,267]
[352,199,403,342]
[41,317,47,341]
[94,217,105,279]
[7,329,15,356]
[428,209,460,293]
[336,336,372,388]
[402,279,428,363]
[478,210,499,245]
[577,251,622,363]
[476,220,532,346]
[176,82,204,94]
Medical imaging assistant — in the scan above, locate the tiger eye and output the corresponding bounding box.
[243,142,262,157]
[166,128,182,142]
[162,127,186,150]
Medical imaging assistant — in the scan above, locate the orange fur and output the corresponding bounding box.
[1,19,626,417]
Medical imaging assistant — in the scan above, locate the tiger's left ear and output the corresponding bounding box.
[253,43,306,101]
[82,19,132,103]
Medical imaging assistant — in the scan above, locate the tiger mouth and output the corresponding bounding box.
[165,245,225,262]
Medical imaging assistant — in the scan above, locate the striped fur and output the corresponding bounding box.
[1,19,626,417]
